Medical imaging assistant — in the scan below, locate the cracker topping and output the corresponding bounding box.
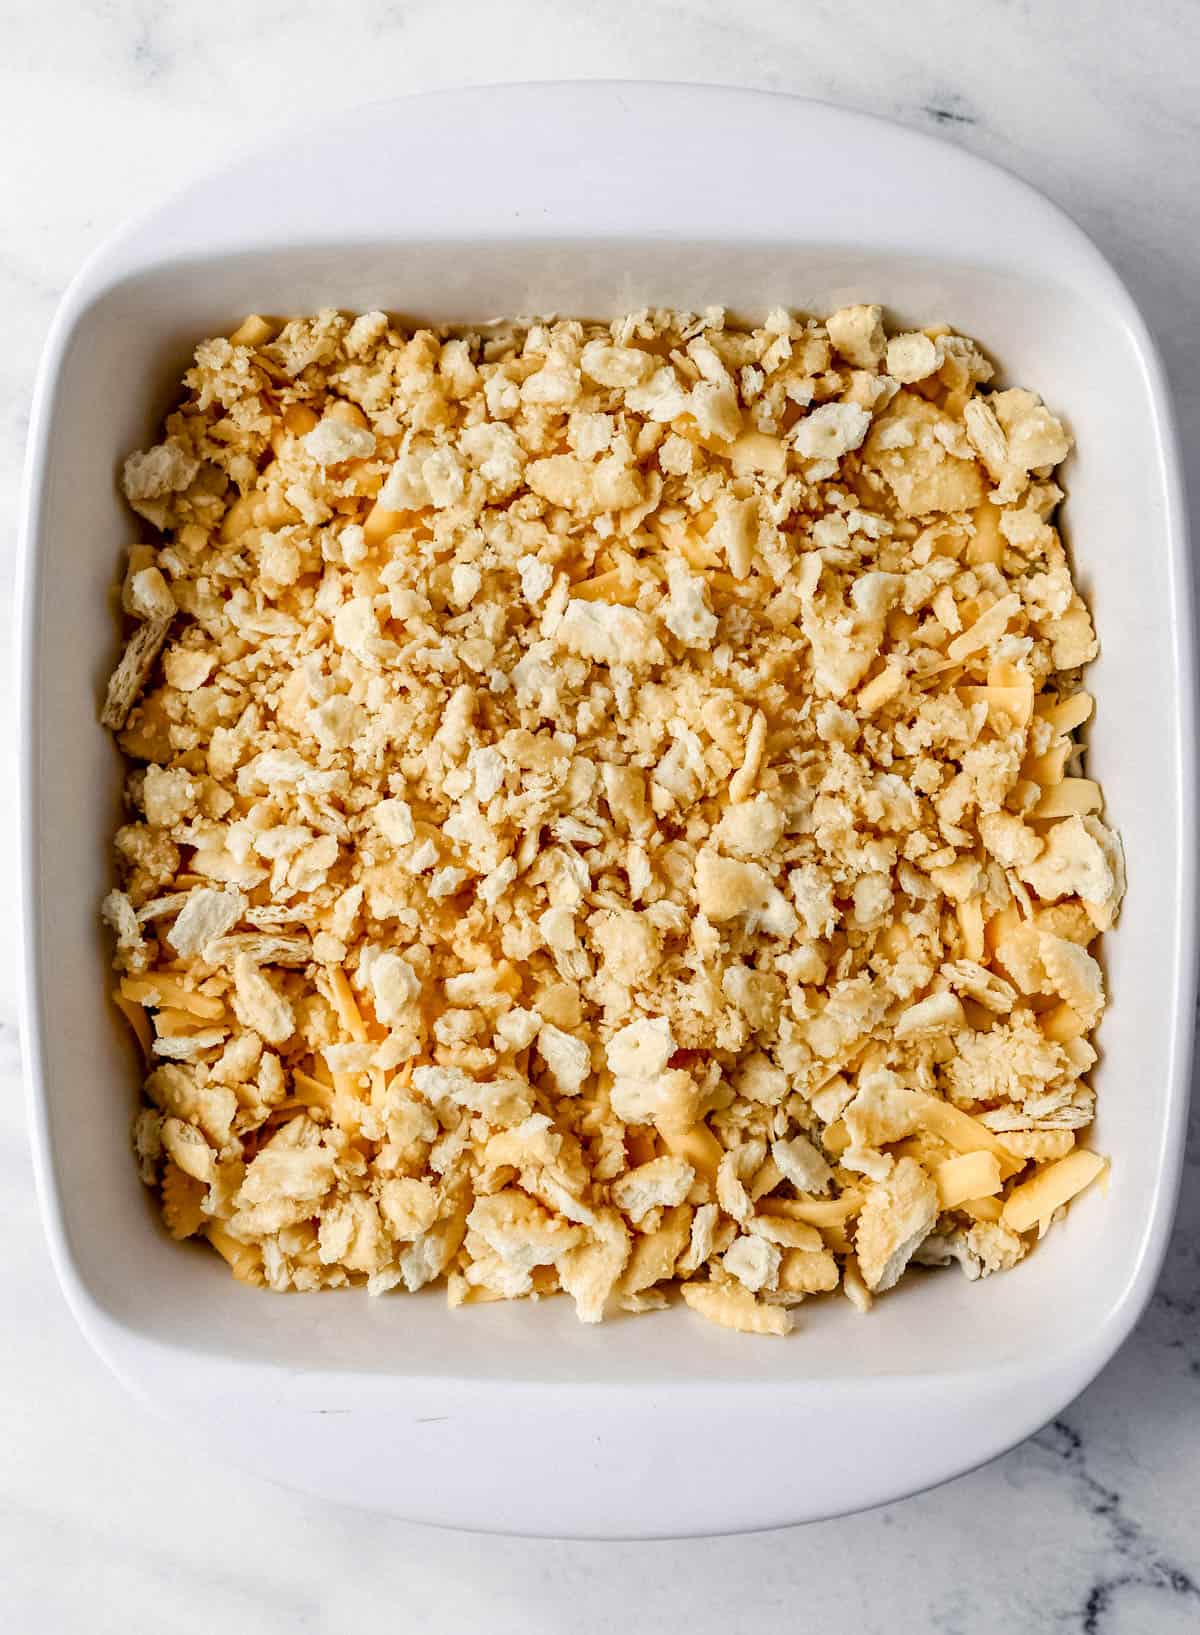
[103,304,1119,1327]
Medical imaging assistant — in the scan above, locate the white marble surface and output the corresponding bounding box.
[3,2,1200,1629]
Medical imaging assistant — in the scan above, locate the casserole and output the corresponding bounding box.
[18,82,1194,1536]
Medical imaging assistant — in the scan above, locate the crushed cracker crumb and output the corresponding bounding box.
[103,303,1118,1331]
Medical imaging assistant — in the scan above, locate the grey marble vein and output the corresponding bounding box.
[1,2,1199,1631]
[1033,1418,1200,1631]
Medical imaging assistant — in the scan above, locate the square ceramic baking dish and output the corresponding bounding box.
[18,83,1195,1537]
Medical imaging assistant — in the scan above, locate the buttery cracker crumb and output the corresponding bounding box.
[103,302,1115,1325]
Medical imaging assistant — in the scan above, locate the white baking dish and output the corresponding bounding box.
[18,83,1195,1537]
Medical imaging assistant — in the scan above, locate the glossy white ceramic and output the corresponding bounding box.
[18,83,1195,1537]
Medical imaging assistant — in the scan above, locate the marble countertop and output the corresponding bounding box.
[3,2,1199,1629]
